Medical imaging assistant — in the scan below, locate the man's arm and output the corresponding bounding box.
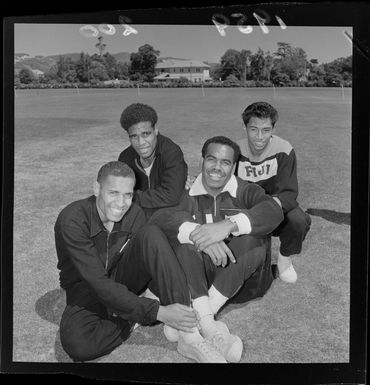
[135,148,188,209]
[273,149,299,213]
[237,183,284,235]
[188,184,283,251]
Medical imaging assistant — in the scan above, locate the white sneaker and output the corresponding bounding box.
[177,334,227,363]
[278,264,298,283]
[206,321,243,363]
[163,324,180,342]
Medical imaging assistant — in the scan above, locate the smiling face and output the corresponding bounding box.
[202,143,236,196]
[127,121,158,162]
[94,175,135,231]
[245,116,275,156]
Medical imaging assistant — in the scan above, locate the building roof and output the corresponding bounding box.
[156,59,210,69]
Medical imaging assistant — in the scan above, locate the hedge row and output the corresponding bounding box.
[14,80,352,89]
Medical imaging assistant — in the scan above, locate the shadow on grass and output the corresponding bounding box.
[306,208,350,225]
[218,265,278,318]
[35,288,176,362]
[35,288,65,325]
[34,288,74,362]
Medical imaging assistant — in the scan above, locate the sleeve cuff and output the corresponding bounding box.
[226,213,251,236]
[178,222,200,244]
[272,196,282,207]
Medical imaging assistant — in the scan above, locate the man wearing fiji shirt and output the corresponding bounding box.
[236,101,311,283]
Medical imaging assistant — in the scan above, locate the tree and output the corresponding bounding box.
[219,49,243,80]
[95,36,107,57]
[55,56,77,83]
[264,51,274,82]
[250,48,265,81]
[19,68,34,84]
[129,44,160,82]
[103,52,119,79]
[307,64,326,86]
[323,56,352,85]
[89,60,109,81]
[116,62,130,80]
[75,52,91,82]
[272,43,309,85]
[239,49,252,86]
[209,63,223,81]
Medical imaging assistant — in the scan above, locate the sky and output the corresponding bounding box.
[14,24,353,65]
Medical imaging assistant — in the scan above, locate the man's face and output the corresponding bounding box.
[127,121,158,160]
[202,143,236,196]
[94,175,135,228]
[245,117,275,156]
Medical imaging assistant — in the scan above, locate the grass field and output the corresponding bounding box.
[13,87,351,363]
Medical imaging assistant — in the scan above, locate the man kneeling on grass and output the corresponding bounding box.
[150,136,284,362]
[55,161,228,363]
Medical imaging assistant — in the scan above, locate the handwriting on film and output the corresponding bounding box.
[79,10,287,38]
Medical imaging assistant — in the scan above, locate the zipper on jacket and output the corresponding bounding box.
[213,196,217,217]
[105,230,118,270]
[105,231,110,270]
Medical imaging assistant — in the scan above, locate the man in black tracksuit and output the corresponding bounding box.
[150,136,283,362]
[118,103,187,219]
[55,161,227,363]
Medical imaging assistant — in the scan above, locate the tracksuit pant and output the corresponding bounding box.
[273,206,311,257]
[59,225,191,362]
[174,234,270,303]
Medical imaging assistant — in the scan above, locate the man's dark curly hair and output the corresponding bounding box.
[201,136,241,164]
[120,103,158,131]
[241,101,279,127]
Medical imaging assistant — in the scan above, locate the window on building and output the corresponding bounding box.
[196,68,200,72]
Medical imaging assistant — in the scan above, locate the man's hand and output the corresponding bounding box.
[156,303,198,332]
[190,220,237,251]
[203,241,236,267]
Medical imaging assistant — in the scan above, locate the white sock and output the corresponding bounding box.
[208,285,229,315]
[277,253,292,272]
[192,296,217,337]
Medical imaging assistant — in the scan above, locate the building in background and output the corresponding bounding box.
[154,59,211,82]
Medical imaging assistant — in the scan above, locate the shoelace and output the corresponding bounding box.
[195,339,223,360]
[209,331,228,354]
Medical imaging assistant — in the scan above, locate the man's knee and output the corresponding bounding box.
[285,207,311,235]
[60,307,124,362]
[136,224,164,243]
[60,320,98,361]
[229,235,268,256]
[228,235,269,272]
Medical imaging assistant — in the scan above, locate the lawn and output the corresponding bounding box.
[13,87,351,363]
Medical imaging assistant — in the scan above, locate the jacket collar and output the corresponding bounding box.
[189,174,238,198]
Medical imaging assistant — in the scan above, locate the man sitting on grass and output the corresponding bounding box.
[236,101,311,283]
[118,103,188,219]
[55,161,227,363]
[150,136,283,362]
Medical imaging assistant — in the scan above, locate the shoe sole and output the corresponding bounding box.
[177,343,226,363]
[225,335,243,363]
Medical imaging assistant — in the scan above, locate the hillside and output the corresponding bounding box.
[14,51,132,73]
